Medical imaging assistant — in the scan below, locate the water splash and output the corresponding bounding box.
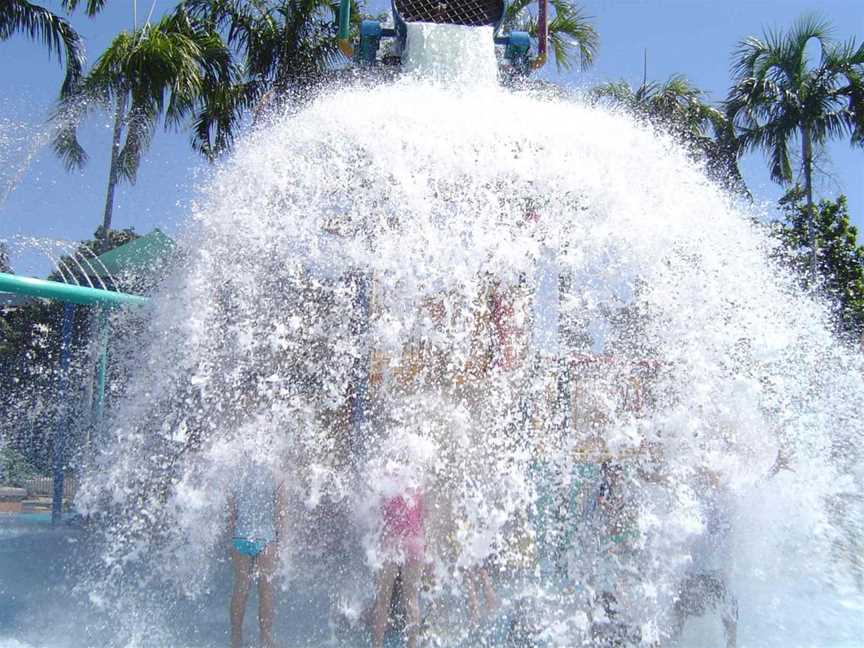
[0,235,115,288]
[0,117,54,209]
[5,29,863,648]
[63,79,862,647]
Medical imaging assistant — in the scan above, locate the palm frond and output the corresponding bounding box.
[817,109,856,143]
[115,101,157,184]
[845,71,864,146]
[0,0,84,96]
[768,130,793,184]
[502,0,533,27]
[821,37,864,146]
[589,80,635,109]
[191,80,258,159]
[61,0,108,17]
[787,13,833,60]
[50,71,109,170]
[174,0,362,155]
[730,35,770,84]
[546,0,597,71]
[51,102,89,170]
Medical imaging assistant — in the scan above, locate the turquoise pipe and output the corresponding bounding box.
[338,0,353,57]
[0,272,148,308]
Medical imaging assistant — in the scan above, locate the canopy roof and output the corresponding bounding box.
[92,228,175,278]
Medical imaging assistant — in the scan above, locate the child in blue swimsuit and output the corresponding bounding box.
[228,460,286,648]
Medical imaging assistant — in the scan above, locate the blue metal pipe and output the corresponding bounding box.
[92,307,110,430]
[350,274,370,452]
[358,20,383,65]
[51,303,75,524]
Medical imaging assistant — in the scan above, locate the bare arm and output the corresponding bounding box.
[226,495,237,558]
[765,447,793,480]
[227,495,237,533]
[275,481,289,545]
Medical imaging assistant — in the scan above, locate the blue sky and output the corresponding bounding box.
[1,0,862,277]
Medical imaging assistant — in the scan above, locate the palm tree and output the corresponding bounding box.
[52,9,237,239]
[500,0,598,71]
[0,0,85,96]
[591,76,747,194]
[177,0,356,157]
[726,14,864,276]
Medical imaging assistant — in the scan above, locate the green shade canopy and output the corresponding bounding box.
[92,228,175,278]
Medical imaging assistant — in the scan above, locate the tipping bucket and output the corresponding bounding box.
[338,0,544,72]
[392,0,504,27]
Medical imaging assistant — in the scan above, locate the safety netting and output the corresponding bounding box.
[393,0,504,26]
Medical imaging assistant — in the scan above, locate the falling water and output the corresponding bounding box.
[2,24,863,648]
[0,117,54,208]
[401,23,499,84]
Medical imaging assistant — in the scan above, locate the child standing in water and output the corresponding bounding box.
[371,484,426,648]
[228,458,287,648]
[670,466,738,648]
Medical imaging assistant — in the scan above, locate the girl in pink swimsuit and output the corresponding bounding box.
[371,488,426,648]
[381,491,425,562]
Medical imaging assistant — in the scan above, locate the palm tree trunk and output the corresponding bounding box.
[802,124,817,280]
[100,92,127,247]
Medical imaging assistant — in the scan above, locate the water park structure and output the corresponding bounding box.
[1,2,863,647]
[0,231,172,521]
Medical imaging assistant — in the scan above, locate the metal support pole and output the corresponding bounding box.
[92,307,110,432]
[338,0,354,57]
[349,273,370,452]
[556,355,571,443]
[531,0,548,69]
[556,264,572,443]
[52,303,75,524]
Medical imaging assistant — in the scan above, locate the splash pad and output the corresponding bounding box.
[3,5,864,648]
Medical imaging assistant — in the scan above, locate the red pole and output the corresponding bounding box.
[533,0,548,69]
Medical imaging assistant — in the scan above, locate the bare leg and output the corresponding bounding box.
[257,542,279,648]
[231,549,253,648]
[668,592,688,645]
[668,573,698,644]
[402,560,423,648]
[721,589,738,648]
[476,566,497,613]
[463,569,480,621]
[371,562,399,648]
